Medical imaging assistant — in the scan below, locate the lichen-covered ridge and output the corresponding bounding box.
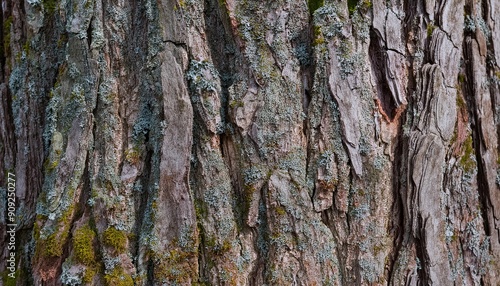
[0,0,499,285]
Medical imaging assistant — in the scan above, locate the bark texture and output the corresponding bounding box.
[1,0,500,285]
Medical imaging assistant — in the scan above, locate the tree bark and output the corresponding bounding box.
[1,0,499,285]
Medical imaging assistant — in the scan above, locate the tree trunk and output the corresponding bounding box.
[1,0,499,285]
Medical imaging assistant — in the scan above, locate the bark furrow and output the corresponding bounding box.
[0,0,499,285]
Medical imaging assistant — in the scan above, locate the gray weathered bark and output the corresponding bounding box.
[1,0,499,285]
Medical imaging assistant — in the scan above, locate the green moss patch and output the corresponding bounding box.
[104,267,133,286]
[42,0,59,14]
[2,269,19,286]
[460,135,476,173]
[73,225,99,283]
[348,0,358,14]
[154,249,198,284]
[73,226,96,265]
[36,206,74,258]
[103,227,127,253]
[308,0,324,15]
[427,22,436,37]
[2,16,12,60]
[124,147,140,164]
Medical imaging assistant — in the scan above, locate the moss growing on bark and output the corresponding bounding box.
[43,0,59,14]
[347,0,372,15]
[458,73,466,83]
[73,225,99,283]
[276,205,287,216]
[154,249,198,284]
[82,267,97,283]
[348,0,359,14]
[103,227,127,253]
[460,135,476,173]
[124,147,140,164]
[73,225,96,265]
[308,0,324,15]
[2,16,12,60]
[104,266,133,286]
[2,270,19,286]
[43,157,59,172]
[36,205,75,258]
[229,100,244,109]
[427,22,436,37]
[456,93,467,110]
[313,25,325,46]
[43,233,65,257]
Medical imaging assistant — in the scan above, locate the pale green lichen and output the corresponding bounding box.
[349,203,370,220]
[60,261,82,285]
[359,258,378,283]
[186,60,219,93]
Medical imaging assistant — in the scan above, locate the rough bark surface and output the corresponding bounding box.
[1,0,499,285]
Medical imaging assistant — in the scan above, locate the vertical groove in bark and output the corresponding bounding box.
[1,0,499,285]
[369,28,397,121]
